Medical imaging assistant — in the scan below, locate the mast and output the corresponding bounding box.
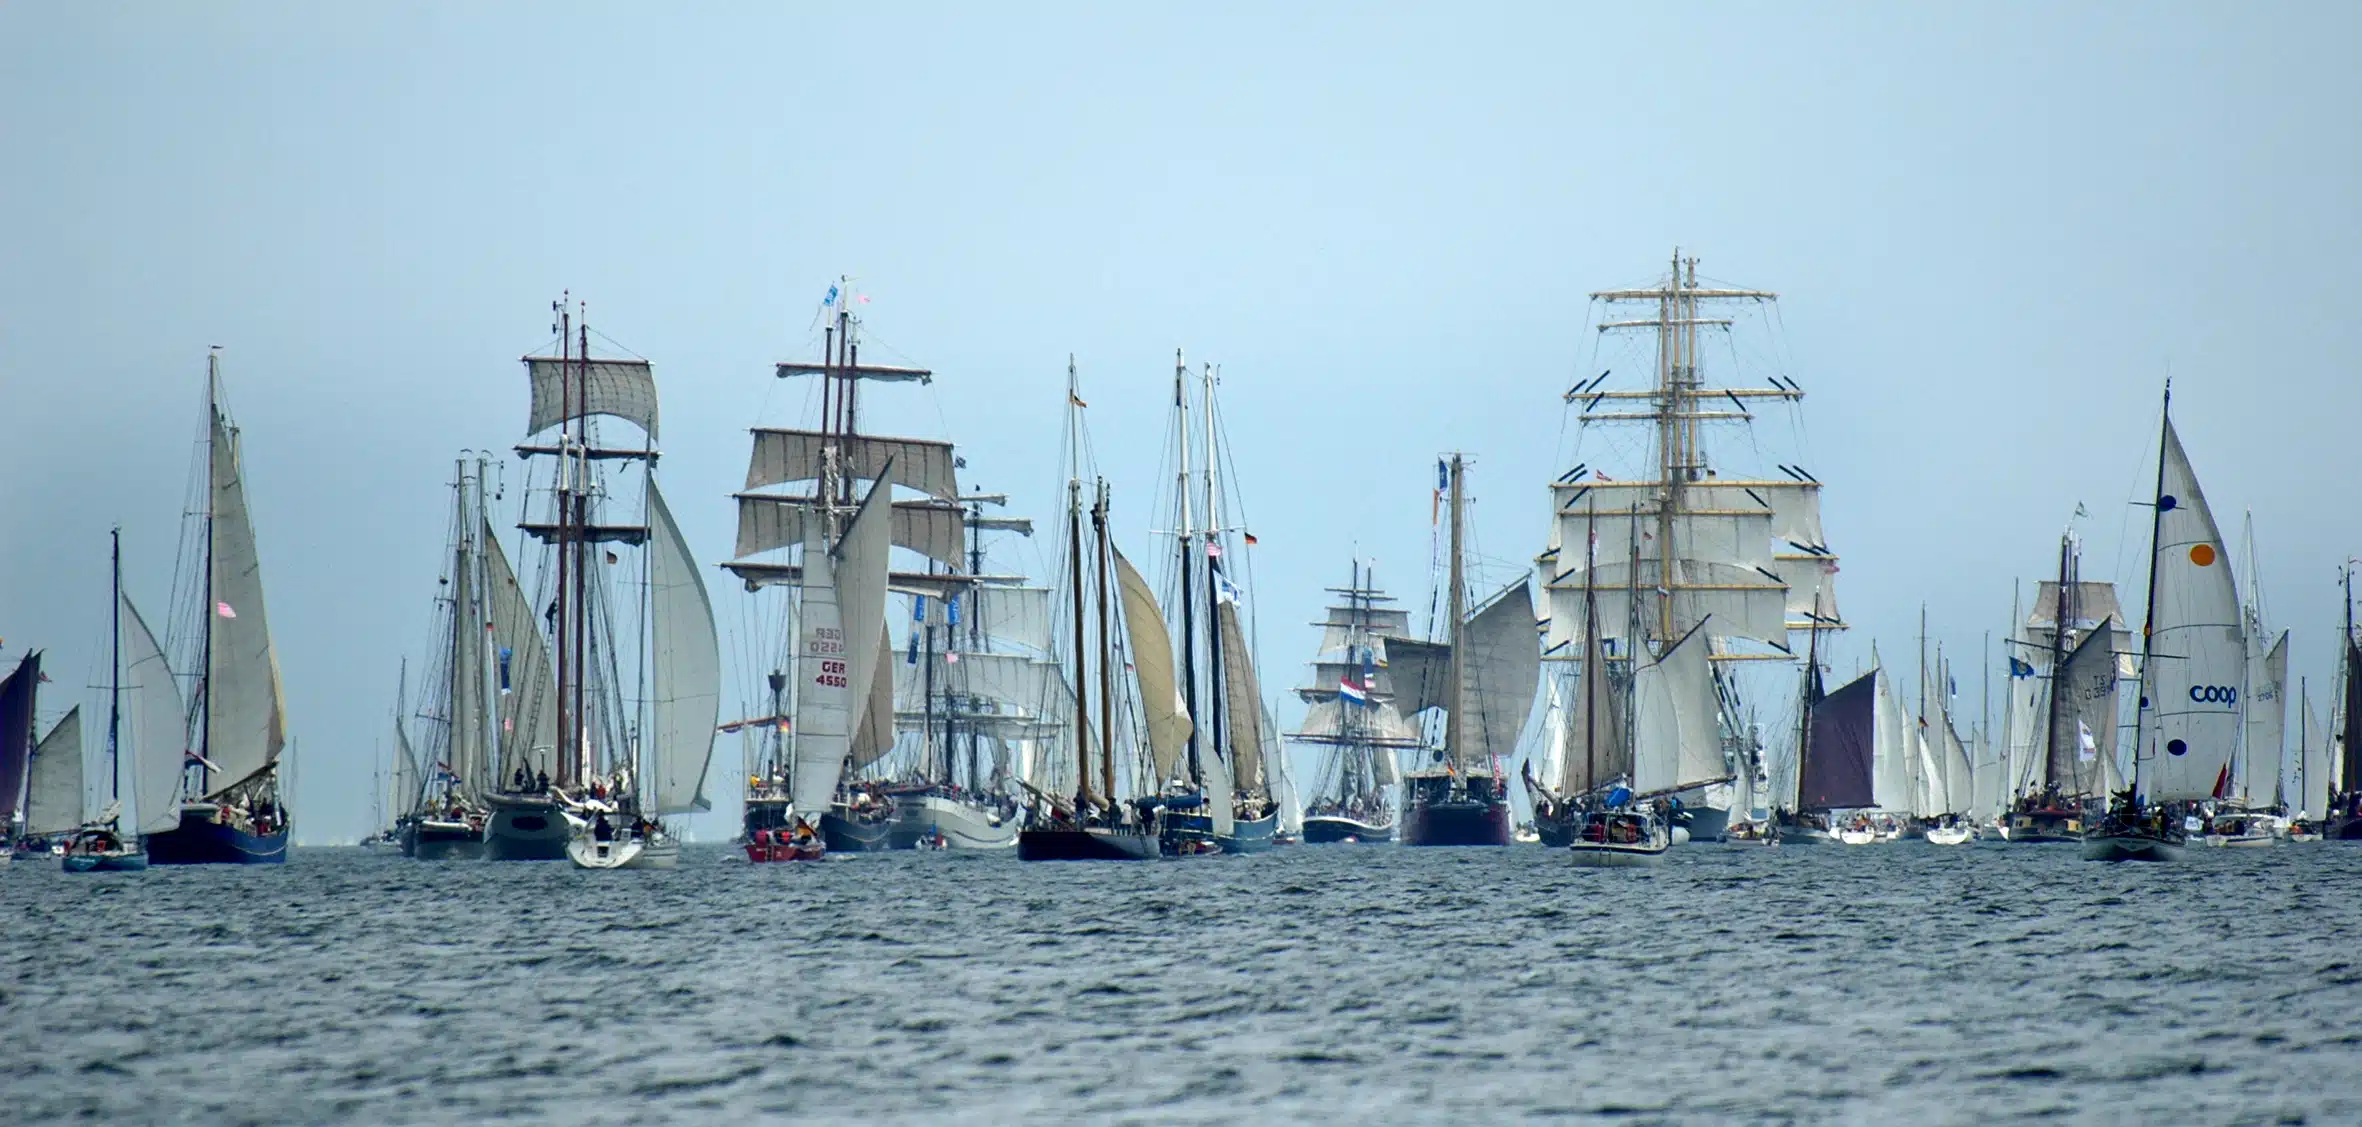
[1794,589,1823,811]
[1175,349,1201,786]
[2040,532,2074,795]
[1201,361,1226,794]
[1068,478,1090,812]
[1094,481,1116,808]
[571,321,592,785]
[553,300,571,790]
[199,350,217,796]
[1443,454,1467,770]
[109,525,121,805]
[1581,497,1600,795]
[2130,383,2173,804]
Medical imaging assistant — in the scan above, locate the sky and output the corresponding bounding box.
[4,1,2357,842]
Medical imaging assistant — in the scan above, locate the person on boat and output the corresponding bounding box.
[593,814,614,842]
[536,768,550,792]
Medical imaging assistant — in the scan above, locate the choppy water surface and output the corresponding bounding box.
[6,842,2362,1125]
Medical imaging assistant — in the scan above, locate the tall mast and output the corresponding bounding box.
[1794,589,1823,811]
[109,525,121,805]
[1581,497,1600,795]
[2040,532,2074,794]
[1067,477,1090,812]
[1201,361,1226,790]
[1094,481,1117,808]
[552,300,571,790]
[1443,454,1467,767]
[199,350,218,794]
[2131,383,2174,803]
[1175,349,1201,786]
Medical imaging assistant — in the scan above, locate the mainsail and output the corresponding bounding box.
[392,712,421,826]
[25,706,85,837]
[645,480,719,815]
[1449,581,1542,772]
[1114,548,1193,784]
[483,518,558,785]
[1560,619,1630,795]
[1630,622,1721,794]
[203,389,288,797]
[0,654,39,829]
[1872,663,1912,813]
[2136,415,2245,803]
[1798,670,1875,810]
[2243,630,2288,804]
[448,524,488,797]
[2048,629,2120,797]
[789,506,852,818]
[122,594,187,834]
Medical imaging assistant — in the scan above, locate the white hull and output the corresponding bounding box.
[1923,825,1975,846]
[1568,842,1668,867]
[2202,832,2276,848]
[568,834,645,869]
[1836,828,1878,846]
[622,836,680,868]
[896,792,1019,850]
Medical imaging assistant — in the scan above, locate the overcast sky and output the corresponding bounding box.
[4,2,2356,841]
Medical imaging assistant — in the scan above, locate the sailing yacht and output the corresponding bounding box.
[2086,388,2243,862]
[1779,657,1870,845]
[1398,454,1539,847]
[146,352,291,865]
[60,531,155,872]
[1543,253,1845,847]
[1290,563,1417,844]
[724,285,1031,855]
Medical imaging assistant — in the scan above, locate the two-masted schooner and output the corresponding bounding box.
[1994,534,2125,843]
[1290,562,1417,843]
[145,352,292,865]
[1538,254,1841,845]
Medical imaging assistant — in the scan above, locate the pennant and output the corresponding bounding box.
[215,601,238,619]
[914,596,929,623]
[823,284,839,307]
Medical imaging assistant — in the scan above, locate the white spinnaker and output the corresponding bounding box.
[645,480,719,815]
[204,404,288,795]
[123,594,188,834]
[2138,418,2246,803]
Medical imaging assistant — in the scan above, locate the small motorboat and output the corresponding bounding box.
[1567,809,1671,867]
[2201,812,2279,848]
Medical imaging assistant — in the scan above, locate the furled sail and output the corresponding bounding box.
[645,480,719,815]
[1450,581,1542,772]
[123,594,188,834]
[1797,670,1875,811]
[483,518,558,786]
[2243,630,2288,804]
[25,706,84,836]
[2137,418,2246,803]
[1217,601,1265,793]
[2343,642,2362,797]
[1113,548,1193,784]
[523,357,658,439]
[205,401,288,796]
[744,429,960,502]
[1630,622,1722,794]
[0,654,39,828]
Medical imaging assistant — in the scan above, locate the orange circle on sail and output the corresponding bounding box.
[2189,543,2217,567]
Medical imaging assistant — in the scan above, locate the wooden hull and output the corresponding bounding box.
[1017,826,1158,861]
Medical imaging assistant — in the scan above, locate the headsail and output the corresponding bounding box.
[483,518,559,786]
[2137,416,2245,803]
[1451,581,1541,772]
[2243,630,2288,804]
[789,509,852,819]
[122,594,187,834]
[645,479,719,815]
[1216,601,1264,792]
[1630,622,1722,794]
[1872,663,1912,813]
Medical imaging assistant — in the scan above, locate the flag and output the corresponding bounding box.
[914,596,928,623]
[2074,501,2090,519]
[823,284,839,307]
[1070,392,1088,408]
[2009,656,2036,678]
[1206,542,1223,559]
[857,294,870,305]
[946,595,960,626]
[1339,677,1371,706]
[1595,470,1613,481]
[605,551,619,565]
[945,651,959,664]
[1214,572,1243,605]
[907,631,920,666]
[2076,719,2097,762]
[2213,761,2234,800]
[498,647,513,694]
[215,601,237,619]
[184,749,223,772]
[1242,532,1258,546]
[37,670,50,683]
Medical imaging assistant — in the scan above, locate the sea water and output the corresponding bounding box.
[5,842,2360,1125]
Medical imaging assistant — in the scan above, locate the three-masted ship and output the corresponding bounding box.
[146,352,292,865]
[1290,563,1417,844]
[1541,253,1843,845]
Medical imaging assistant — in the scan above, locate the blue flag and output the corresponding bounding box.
[2009,656,2036,679]
[947,595,960,626]
[907,631,920,666]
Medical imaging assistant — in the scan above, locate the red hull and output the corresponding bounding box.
[744,837,824,862]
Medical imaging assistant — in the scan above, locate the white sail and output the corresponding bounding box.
[1263,700,1301,833]
[1940,715,1973,817]
[1630,624,1721,794]
[448,531,487,796]
[745,429,960,502]
[836,479,896,778]
[392,713,421,824]
[1217,601,1265,793]
[1872,663,1912,812]
[645,480,719,815]
[2302,691,2330,818]
[2138,418,2246,803]
[524,357,658,439]
[1561,620,1629,795]
[204,399,288,795]
[1114,548,1193,785]
[2004,646,2047,796]
[483,518,558,786]
[1533,673,1567,794]
[2243,630,2288,804]
[25,706,84,836]
[974,586,1057,654]
[789,514,851,819]
[123,593,187,834]
[1203,720,1236,837]
[1451,581,1542,772]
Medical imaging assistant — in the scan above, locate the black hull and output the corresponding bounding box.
[1402,799,1512,847]
[1018,826,1159,861]
[1301,814,1395,844]
[1534,812,1577,848]
[2327,814,2362,841]
[145,810,288,866]
[484,796,571,861]
[402,820,485,861]
[820,810,897,852]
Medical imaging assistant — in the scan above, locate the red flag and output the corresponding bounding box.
[2212,762,2234,800]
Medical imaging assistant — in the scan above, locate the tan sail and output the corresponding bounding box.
[1114,549,1193,783]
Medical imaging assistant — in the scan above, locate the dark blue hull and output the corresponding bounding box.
[145,811,288,865]
[1301,814,1396,844]
[820,810,896,852]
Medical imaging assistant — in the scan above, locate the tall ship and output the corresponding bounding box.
[724,284,1044,856]
[377,662,421,852]
[1996,535,2126,842]
[1290,563,1416,843]
[489,302,718,863]
[1540,253,1844,845]
[1017,359,1176,860]
[148,351,291,865]
[2086,387,2244,861]
[1148,354,1281,854]
[1398,453,1540,847]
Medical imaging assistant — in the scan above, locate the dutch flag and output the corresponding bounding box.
[1339,676,1371,707]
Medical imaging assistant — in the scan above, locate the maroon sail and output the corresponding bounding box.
[1798,670,1875,811]
[0,652,39,828]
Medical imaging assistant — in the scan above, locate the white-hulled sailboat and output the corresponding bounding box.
[148,352,291,865]
[2087,387,2243,862]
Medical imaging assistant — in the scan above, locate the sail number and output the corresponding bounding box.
[814,657,849,688]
